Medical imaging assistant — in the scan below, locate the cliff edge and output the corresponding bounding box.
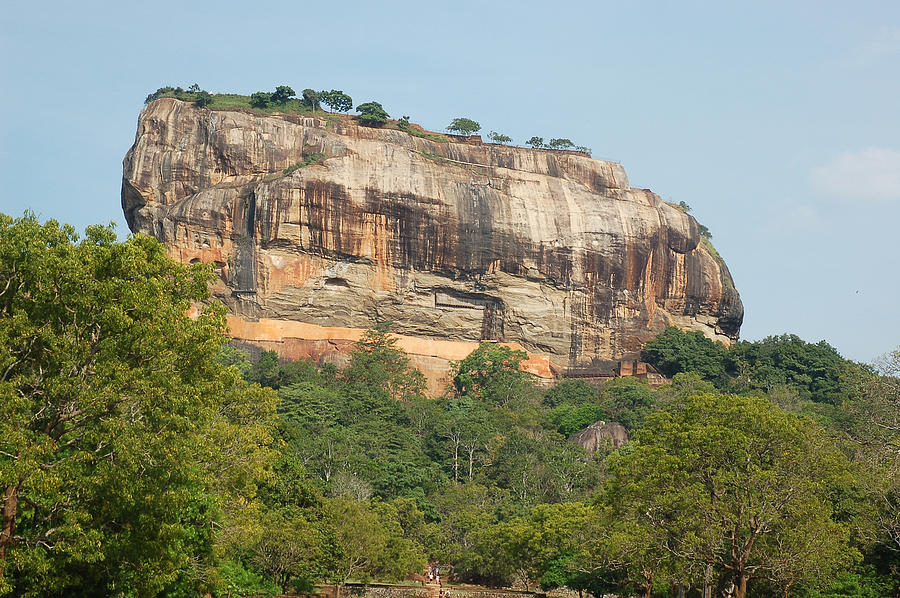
[123,98,742,392]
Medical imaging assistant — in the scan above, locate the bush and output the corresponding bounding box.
[194,91,213,107]
[250,92,272,108]
[356,101,389,127]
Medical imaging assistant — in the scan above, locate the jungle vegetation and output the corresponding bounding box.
[1,213,898,597]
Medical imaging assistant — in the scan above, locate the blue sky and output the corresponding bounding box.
[1,0,898,363]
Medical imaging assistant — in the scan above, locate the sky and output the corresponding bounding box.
[1,0,898,363]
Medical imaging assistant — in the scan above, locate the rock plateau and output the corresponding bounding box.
[122,98,743,393]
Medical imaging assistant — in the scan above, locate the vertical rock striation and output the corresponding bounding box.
[123,98,742,391]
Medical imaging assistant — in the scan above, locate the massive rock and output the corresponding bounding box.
[122,98,742,392]
[570,421,630,453]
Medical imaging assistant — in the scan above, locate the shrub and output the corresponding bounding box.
[356,101,389,127]
[250,92,272,108]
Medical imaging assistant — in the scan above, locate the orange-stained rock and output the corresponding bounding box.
[225,316,555,395]
[123,99,742,394]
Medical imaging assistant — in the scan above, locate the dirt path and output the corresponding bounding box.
[424,578,441,598]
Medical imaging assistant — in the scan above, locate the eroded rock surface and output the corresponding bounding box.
[570,421,630,453]
[123,98,742,389]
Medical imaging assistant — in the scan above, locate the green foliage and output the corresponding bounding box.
[321,90,353,113]
[476,502,593,590]
[727,334,851,404]
[544,380,606,436]
[345,323,426,401]
[599,377,656,431]
[797,567,895,598]
[355,101,389,127]
[271,85,296,104]
[488,131,512,144]
[454,342,535,406]
[641,326,729,382]
[547,138,574,150]
[526,136,545,148]
[283,152,327,175]
[447,117,481,136]
[600,391,860,596]
[574,145,591,155]
[0,213,277,597]
[301,88,320,109]
[217,559,281,597]
[146,85,181,103]
[326,497,426,583]
[195,90,213,107]
[249,91,272,108]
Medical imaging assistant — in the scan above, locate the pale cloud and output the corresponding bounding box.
[810,147,900,202]
[843,26,900,67]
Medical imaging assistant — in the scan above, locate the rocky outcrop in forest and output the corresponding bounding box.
[122,98,742,393]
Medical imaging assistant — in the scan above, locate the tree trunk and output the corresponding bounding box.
[641,571,654,598]
[783,577,794,598]
[1,483,19,562]
[734,573,748,598]
[703,564,713,598]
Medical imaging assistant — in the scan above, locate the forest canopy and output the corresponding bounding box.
[1,213,898,597]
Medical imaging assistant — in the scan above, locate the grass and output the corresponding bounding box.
[701,235,721,260]
[283,153,327,175]
[420,151,449,164]
[392,123,450,143]
[148,90,455,144]
[148,90,331,116]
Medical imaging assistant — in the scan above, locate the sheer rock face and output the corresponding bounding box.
[123,98,743,389]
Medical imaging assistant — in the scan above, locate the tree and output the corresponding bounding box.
[447,117,481,136]
[250,507,326,593]
[480,503,593,591]
[599,377,657,431]
[344,323,426,402]
[194,90,213,107]
[574,145,591,155]
[187,83,201,93]
[0,213,278,596]
[250,91,271,108]
[301,88,319,109]
[548,138,574,150]
[454,342,535,407]
[641,326,728,383]
[488,131,512,144]
[725,334,850,403]
[544,380,606,437]
[271,85,296,104]
[526,136,545,148]
[355,101,389,127]
[602,392,859,598]
[846,348,900,556]
[326,497,425,584]
[320,90,353,113]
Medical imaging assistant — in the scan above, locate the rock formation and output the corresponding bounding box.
[570,421,630,453]
[122,98,743,393]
